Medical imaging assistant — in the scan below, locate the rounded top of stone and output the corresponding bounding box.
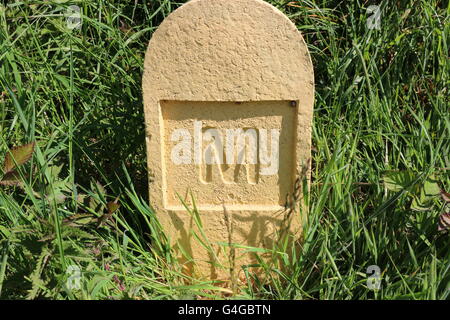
[143,0,314,102]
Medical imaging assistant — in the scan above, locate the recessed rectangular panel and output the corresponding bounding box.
[161,100,297,211]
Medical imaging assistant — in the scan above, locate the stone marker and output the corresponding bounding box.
[143,0,314,279]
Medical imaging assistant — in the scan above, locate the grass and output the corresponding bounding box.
[0,0,449,299]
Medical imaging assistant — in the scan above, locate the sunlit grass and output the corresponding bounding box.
[0,0,448,299]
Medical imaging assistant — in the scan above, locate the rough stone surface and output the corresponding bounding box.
[143,0,314,279]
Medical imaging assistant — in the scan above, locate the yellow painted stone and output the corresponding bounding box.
[143,0,314,279]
